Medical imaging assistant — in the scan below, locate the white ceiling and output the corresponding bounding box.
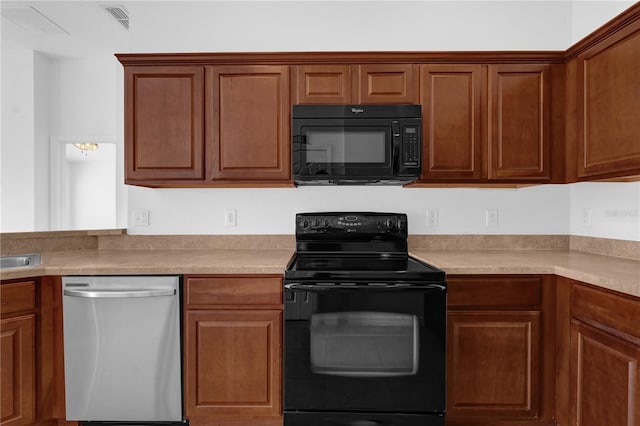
[0,1,635,58]
[1,1,132,57]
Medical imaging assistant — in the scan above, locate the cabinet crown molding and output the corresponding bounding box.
[115,51,566,66]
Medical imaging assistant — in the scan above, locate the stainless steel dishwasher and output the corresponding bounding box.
[62,276,183,424]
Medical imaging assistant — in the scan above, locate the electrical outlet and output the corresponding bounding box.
[485,208,499,228]
[133,209,149,226]
[582,208,592,225]
[224,209,237,227]
[426,209,439,228]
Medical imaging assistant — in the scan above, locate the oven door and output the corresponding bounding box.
[284,281,446,420]
[292,119,395,182]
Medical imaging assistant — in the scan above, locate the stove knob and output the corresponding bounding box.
[396,219,406,230]
[311,218,320,228]
[300,219,309,229]
[323,219,329,227]
[384,219,394,229]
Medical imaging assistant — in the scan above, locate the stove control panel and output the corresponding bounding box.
[296,212,407,236]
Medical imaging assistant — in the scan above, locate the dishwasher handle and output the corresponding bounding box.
[63,289,176,299]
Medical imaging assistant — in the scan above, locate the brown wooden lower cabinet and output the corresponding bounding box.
[5,271,639,426]
[1,314,36,426]
[0,277,68,426]
[1,280,37,426]
[447,311,541,418]
[570,320,640,426]
[445,275,556,426]
[184,275,283,426]
[560,279,640,426]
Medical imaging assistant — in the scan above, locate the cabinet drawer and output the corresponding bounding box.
[185,276,282,307]
[448,276,542,308]
[572,284,640,340]
[1,281,36,315]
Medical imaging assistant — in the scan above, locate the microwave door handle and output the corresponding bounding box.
[392,132,401,174]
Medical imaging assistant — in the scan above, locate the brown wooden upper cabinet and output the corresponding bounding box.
[419,64,483,180]
[124,66,206,183]
[123,64,292,186]
[487,64,550,181]
[207,65,291,182]
[418,63,552,183]
[294,64,418,104]
[118,3,640,187]
[576,26,640,179]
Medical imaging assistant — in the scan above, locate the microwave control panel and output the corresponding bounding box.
[402,127,420,166]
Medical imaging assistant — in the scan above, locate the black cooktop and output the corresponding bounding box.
[285,212,446,283]
[285,254,445,282]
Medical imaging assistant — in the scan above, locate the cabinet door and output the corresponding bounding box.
[419,64,483,180]
[571,320,640,426]
[208,65,291,181]
[185,309,282,419]
[294,65,352,104]
[124,66,205,182]
[488,64,550,180]
[447,311,541,419]
[577,28,640,178]
[355,64,418,104]
[1,315,35,426]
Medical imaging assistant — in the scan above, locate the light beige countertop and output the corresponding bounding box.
[2,248,639,299]
[411,250,640,298]
[0,249,294,281]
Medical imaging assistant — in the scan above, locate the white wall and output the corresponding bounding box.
[49,57,118,137]
[570,1,636,45]
[570,182,640,241]
[34,52,51,231]
[47,57,126,229]
[129,185,570,235]
[2,1,637,240]
[1,53,124,232]
[1,49,35,232]
[125,1,637,240]
[128,1,573,52]
[67,144,117,230]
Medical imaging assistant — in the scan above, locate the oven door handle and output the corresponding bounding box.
[284,282,445,291]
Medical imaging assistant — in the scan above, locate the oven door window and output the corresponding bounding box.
[299,126,392,175]
[284,286,446,413]
[310,311,419,377]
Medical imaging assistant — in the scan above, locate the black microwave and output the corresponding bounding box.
[292,104,422,185]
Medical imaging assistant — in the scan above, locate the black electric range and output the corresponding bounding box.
[284,212,447,426]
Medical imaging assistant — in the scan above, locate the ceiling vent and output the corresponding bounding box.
[102,5,129,30]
